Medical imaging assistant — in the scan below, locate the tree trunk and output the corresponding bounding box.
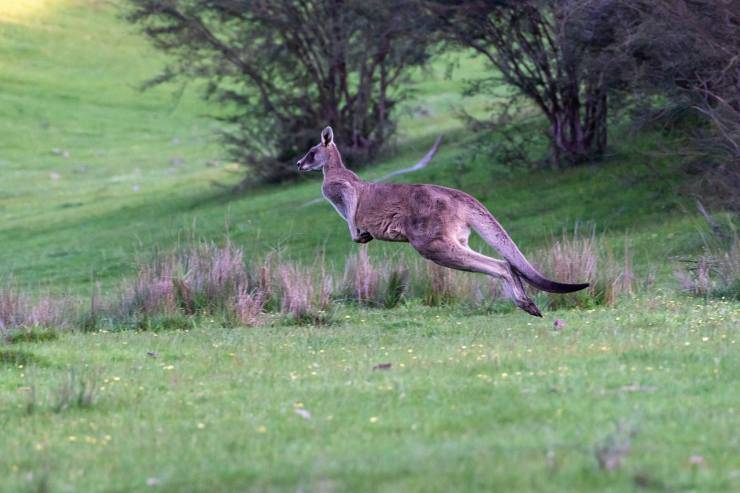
[549,88,607,167]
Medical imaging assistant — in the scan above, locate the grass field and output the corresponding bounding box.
[0,1,738,492]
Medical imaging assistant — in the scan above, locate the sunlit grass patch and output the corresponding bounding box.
[0,0,59,24]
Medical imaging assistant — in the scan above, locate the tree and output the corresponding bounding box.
[574,0,740,209]
[126,0,431,187]
[429,0,609,167]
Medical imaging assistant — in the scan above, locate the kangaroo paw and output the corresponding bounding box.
[353,231,373,243]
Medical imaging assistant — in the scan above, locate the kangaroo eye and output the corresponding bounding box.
[307,151,315,161]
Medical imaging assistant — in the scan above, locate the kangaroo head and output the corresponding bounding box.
[297,126,335,172]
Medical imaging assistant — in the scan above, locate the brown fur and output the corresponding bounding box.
[298,127,588,317]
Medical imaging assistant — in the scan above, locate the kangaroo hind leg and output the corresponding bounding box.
[410,237,542,317]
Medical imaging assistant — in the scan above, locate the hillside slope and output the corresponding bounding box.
[0,1,700,293]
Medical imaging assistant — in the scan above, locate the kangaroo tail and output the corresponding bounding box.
[468,205,589,294]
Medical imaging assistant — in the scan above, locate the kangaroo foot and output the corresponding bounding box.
[516,297,543,317]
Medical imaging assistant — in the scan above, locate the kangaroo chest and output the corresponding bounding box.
[322,181,351,219]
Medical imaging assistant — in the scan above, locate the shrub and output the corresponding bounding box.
[416,261,457,306]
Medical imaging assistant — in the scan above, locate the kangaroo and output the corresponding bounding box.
[297,126,588,317]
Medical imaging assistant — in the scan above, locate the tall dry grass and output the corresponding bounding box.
[343,245,381,304]
[341,247,503,309]
[232,287,267,326]
[408,260,503,309]
[2,230,646,334]
[0,283,71,335]
[181,242,247,311]
[112,242,263,328]
[278,262,333,323]
[675,219,739,300]
[342,246,411,308]
[535,231,636,309]
[104,243,336,327]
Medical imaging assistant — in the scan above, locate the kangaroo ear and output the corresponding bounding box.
[321,126,334,146]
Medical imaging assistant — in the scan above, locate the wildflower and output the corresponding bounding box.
[689,455,705,466]
[196,423,205,429]
[256,425,267,433]
[369,416,379,423]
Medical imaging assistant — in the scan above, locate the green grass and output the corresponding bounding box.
[1,2,738,492]
[2,298,737,492]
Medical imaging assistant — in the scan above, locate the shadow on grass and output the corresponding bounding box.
[0,348,45,366]
[4,328,59,344]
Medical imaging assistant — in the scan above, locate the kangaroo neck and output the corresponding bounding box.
[322,146,356,181]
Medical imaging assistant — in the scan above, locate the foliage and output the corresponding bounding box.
[430,0,609,167]
[126,0,432,186]
[572,0,740,209]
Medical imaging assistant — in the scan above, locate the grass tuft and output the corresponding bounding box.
[535,229,636,309]
[278,262,333,324]
[51,370,98,414]
[0,348,42,366]
[0,284,71,334]
[232,286,267,326]
[676,217,739,300]
[343,245,381,305]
